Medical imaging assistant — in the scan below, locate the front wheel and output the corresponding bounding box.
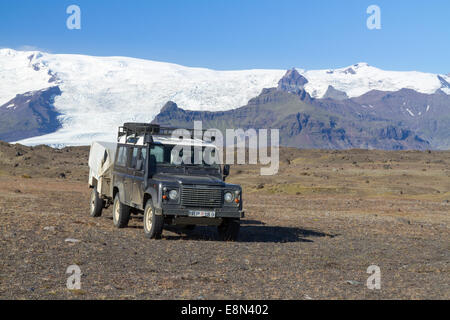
[89,188,104,217]
[112,194,130,228]
[218,218,240,241]
[143,200,164,239]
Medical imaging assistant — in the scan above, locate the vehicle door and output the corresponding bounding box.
[130,147,147,209]
[113,145,128,202]
[120,146,134,205]
[116,145,133,205]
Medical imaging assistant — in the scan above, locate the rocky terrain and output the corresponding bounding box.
[0,86,62,142]
[0,142,449,299]
[153,69,450,150]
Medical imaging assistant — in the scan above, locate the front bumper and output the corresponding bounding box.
[157,206,244,219]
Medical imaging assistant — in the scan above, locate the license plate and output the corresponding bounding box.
[188,210,216,218]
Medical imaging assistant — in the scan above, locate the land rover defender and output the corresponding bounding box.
[88,123,244,240]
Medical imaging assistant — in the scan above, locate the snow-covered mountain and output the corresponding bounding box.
[155,69,450,150]
[0,48,448,146]
[0,49,284,146]
[299,63,450,98]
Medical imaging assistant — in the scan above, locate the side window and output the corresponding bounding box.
[116,146,126,166]
[138,148,147,171]
[128,148,147,171]
[125,147,132,167]
[130,147,139,169]
[150,145,164,163]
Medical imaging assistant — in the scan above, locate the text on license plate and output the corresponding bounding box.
[188,210,216,218]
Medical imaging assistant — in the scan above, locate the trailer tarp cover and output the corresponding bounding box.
[88,141,117,180]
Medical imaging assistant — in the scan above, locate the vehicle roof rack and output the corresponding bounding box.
[118,122,209,142]
[118,123,160,138]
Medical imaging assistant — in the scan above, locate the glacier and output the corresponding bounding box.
[0,49,448,146]
[0,49,285,146]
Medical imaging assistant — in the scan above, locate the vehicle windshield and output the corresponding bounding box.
[149,144,220,169]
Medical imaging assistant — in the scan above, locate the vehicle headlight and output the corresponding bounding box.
[169,189,178,200]
[224,192,234,203]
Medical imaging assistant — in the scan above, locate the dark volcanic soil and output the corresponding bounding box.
[0,143,449,299]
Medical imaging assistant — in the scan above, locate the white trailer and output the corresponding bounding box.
[88,141,117,216]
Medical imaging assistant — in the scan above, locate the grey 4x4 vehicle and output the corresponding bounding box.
[88,123,244,240]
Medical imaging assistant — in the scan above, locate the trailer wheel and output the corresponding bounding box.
[143,200,164,239]
[218,218,240,241]
[112,193,130,228]
[89,188,104,217]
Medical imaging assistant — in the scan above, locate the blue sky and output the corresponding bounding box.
[0,0,449,73]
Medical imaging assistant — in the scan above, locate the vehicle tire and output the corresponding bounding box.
[143,200,164,239]
[112,193,130,228]
[89,188,104,217]
[218,218,240,241]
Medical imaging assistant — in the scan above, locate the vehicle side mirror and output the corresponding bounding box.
[223,165,230,177]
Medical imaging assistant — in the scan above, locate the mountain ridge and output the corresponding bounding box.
[0,48,448,147]
[152,69,449,150]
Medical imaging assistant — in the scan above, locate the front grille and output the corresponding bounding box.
[181,186,223,208]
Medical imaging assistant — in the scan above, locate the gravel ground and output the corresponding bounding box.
[0,145,448,299]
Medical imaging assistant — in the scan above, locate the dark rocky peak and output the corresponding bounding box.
[27,52,43,63]
[160,101,180,113]
[323,85,349,101]
[277,68,308,93]
[47,70,60,83]
[276,69,313,103]
[354,62,370,68]
[343,67,356,75]
[437,75,450,89]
